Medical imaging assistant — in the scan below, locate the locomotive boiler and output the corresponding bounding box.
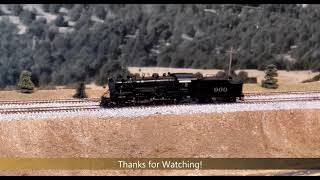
[100,73,244,107]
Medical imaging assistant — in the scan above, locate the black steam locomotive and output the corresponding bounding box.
[100,73,244,107]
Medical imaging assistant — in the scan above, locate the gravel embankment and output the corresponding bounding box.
[1,100,320,121]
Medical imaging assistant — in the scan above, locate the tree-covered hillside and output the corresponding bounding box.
[0,4,319,88]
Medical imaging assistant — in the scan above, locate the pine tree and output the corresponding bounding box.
[17,71,35,93]
[55,14,67,27]
[95,6,107,20]
[73,82,88,98]
[262,64,279,89]
[12,4,23,16]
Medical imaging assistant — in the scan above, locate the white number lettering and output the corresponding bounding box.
[214,87,228,93]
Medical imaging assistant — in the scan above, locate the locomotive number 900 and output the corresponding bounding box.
[213,87,228,93]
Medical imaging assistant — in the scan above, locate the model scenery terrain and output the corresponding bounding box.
[0,4,320,176]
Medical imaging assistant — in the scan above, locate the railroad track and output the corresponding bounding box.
[243,96,320,104]
[0,105,100,114]
[0,98,100,105]
[1,95,320,115]
[0,91,320,115]
[0,91,319,106]
[244,90,320,96]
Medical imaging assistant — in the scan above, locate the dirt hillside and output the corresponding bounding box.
[0,110,319,158]
[0,109,319,175]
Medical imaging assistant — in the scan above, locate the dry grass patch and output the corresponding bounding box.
[244,81,320,93]
[1,68,319,101]
[129,67,318,85]
[0,84,105,101]
[129,67,320,93]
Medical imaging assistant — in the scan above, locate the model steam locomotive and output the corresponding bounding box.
[100,72,244,107]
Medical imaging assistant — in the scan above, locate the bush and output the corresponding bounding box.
[236,71,257,83]
[42,4,50,12]
[245,77,258,84]
[152,73,159,78]
[69,5,82,21]
[133,73,141,78]
[63,4,74,10]
[194,72,203,78]
[11,4,23,16]
[261,64,279,89]
[237,71,249,81]
[19,10,36,24]
[216,71,227,78]
[49,4,61,14]
[73,82,88,98]
[302,74,320,83]
[95,6,107,20]
[17,71,35,93]
[28,21,45,37]
[55,14,68,27]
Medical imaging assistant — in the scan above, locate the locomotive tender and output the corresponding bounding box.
[100,72,244,107]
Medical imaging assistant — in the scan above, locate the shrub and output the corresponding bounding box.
[237,71,249,81]
[42,4,50,12]
[19,10,36,24]
[302,74,320,83]
[49,4,61,14]
[261,64,279,89]
[134,73,141,78]
[245,77,258,84]
[236,71,257,83]
[17,71,35,93]
[216,71,227,78]
[194,72,203,78]
[95,6,107,20]
[55,14,68,27]
[73,82,88,98]
[11,4,23,16]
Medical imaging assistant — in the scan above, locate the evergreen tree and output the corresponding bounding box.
[3,4,320,88]
[49,4,61,14]
[19,10,36,24]
[17,70,35,93]
[73,82,88,98]
[262,64,279,89]
[95,6,107,20]
[11,4,23,16]
[55,14,67,27]
[42,4,50,12]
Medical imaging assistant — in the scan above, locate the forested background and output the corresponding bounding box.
[0,4,320,88]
